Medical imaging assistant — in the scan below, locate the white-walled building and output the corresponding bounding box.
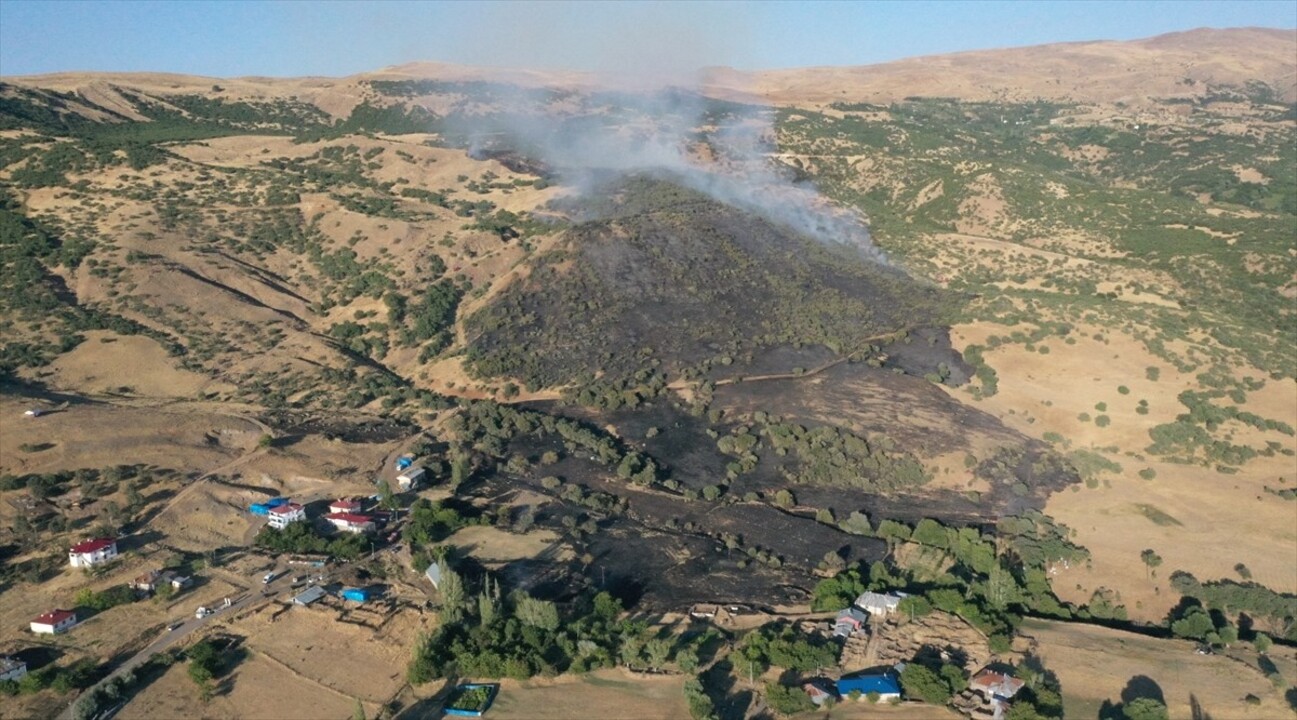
[853,591,906,616]
[329,498,364,514]
[396,466,427,491]
[324,512,376,534]
[31,609,77,634]
[267,503,306,530]
[68,538,118,568]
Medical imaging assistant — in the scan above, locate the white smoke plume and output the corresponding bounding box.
[420,2,881,261]
[444,82,883,262]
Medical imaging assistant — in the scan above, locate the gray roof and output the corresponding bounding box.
[837,607,868,622]
[0,656,25,672]
[425,563,442,588]
[293,586,327,605]
[854,591,906,611]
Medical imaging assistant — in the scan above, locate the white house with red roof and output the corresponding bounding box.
[324,512,375,534]
[31,609,77,634]
[267,502,306,530]
[328,498,364,514]
[68,538,118,568]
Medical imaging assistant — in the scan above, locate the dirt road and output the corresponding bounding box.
[56,571,304,720]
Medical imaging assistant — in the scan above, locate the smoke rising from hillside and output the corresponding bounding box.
[452,84,882,261]
[433,2,879,260]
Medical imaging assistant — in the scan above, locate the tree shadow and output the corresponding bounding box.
[1189,693,1214,720]
[394,673,459,719]
[702,658,752,720]
[1099,675,1165,720]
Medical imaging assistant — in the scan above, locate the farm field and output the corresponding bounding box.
[1021,618,1296,720]
[487,669,691,720]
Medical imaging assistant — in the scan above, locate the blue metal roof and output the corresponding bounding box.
[836,673,901,696]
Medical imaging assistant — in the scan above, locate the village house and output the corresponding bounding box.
[837,670,902,702]
[965,669,1026,720]
[834,607,869,638]
[324,512,376,534]
[0,656,28,682]
[328,498,364,514]
[802,679,837,706]
[396,466,427,491]
[131,569,193,594]
[30,609,77,635]
[267,502,307,530]
[853,591,907,616]
[68,538,118,568]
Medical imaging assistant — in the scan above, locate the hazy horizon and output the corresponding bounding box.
[1,0,1294,79]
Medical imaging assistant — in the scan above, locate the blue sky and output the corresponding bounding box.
[1,1,1293,78]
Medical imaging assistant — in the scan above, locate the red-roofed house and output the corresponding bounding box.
[329,498,364,514]
[31,609,77,634]
[267,503,306,530]
[69,538,118,568]
[969,669,1026,720]
[324,512,375,534]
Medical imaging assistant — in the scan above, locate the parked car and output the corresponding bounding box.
[262,571,279,584]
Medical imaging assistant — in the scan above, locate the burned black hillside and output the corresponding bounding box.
[464,175,955,390]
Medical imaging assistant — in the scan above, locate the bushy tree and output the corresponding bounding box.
[900,663,952,704]
[765,682,815,716]
[1122,697,1168,720]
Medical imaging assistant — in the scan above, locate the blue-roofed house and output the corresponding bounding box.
[836,671,902,701]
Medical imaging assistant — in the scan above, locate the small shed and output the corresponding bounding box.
[802,679,837,706]
[292,586,327,606]
[0,656,28,682]
[834,607,869,638]
[425,562,442,589]
[396,466,427,491]
[341,588,372,602]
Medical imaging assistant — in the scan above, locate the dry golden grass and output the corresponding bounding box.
[444,525,563,563]
[0,396,256,478]
[37,331,225,399]
[946,321,1297,620]
[119,651,364,720]
[703,28,1296,105]
[487,669,691,720]
[228,603,427,703]
[1022,618,1295,719]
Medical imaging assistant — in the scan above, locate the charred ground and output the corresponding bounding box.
[464,175,954,390]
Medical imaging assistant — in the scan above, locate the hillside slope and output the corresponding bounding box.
[704,27,1297,105]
